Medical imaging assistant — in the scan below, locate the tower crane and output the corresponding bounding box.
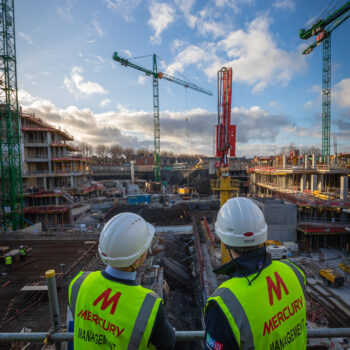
[210,67,239,264]
[113,52,212,182]
[0,0,23,230]
[299,1,350,160]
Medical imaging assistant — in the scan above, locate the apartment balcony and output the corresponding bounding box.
[25,158,49,162]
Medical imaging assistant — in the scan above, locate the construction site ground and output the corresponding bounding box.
[0,205,350,349]
[0,206,219,349]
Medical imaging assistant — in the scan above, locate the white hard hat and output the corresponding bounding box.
[98,213,155,268]
[215,197,267,247]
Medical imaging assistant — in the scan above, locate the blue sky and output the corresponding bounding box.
[16,0,350,157]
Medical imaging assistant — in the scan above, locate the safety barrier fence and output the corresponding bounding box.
[1,270,349,346]
[0,328,350,343]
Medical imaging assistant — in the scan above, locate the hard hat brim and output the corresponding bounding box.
[215,223,267,247]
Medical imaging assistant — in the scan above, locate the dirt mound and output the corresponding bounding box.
[103,203,191,225]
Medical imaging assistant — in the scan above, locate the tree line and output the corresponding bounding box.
[78,142,206,165]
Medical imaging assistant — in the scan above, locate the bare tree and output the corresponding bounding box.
[123,147,135,162]
[78,142,94,157]
[109,144,123,164]
[96,144,108,159]
[137,148,152,157]
[302,145,321,156]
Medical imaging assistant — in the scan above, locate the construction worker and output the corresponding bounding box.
[4,253,13,273]
[19,245,26,262]
[68,212,175,349]
[205,197,307,350]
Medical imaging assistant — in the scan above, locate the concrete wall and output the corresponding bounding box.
[252,198,297,242]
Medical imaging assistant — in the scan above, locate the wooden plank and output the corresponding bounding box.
[20,285,48,291]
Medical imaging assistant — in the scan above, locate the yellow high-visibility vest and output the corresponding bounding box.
[20,248,26,256]
[206,260,307,350]
[5,256,12,265]
[69,271,161,350]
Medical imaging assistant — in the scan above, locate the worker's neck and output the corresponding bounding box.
[229,249,240,259]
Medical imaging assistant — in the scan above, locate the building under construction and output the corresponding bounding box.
[249,153,350,250]
[18,110,102,228]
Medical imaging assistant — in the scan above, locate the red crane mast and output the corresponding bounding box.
[215,67,236,170]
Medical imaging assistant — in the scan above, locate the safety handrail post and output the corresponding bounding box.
[45,269,62,350]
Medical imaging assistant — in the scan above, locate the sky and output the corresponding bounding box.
[15,0,350,157]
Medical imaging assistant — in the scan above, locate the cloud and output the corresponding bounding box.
[100,99,111,107]
[57,1,75,21]
[165,45,209,75]
[64,66,108,98]
[165,15,306,92]
[197,17,225,38]
[214,0,254,13]
[121,49,132,57]
[272,0,296,11]
[18,89,143,148]
[307,85,321,94]
[103,0,142,21]
[18,89,306,156]
[219,16,306,91]
[171,39,187,53]
[333,78,350,109]
[148,1,175,44]
[137,75,147,85]
[18,32,33,45]
[93,21,105,38]
[175,0,197,28]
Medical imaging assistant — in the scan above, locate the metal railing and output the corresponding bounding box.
[1,328,350,343]
[0,270,349,345]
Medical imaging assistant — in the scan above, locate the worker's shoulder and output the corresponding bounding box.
[275,259,306,281]
[69,270,97,286]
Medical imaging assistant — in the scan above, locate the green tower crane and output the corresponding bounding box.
[113,52,212,182]
[0,0,23,230]
[299,1,350,160]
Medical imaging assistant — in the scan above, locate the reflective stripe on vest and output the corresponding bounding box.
[69,271,91,317]
[128,292,158,349]
[280,260,306,299]
[206,260,307,350]
[68,271,161,350]
[211,287,254,349]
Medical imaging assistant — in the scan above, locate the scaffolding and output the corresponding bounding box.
[0,0,23,230]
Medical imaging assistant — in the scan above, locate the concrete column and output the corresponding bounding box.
[47,132,52,172]
[282,154,286,169]
[312,154,316,169]
[318,174,325,192]
[282,176,287,188]
[71,176,74,188]
[311,175,317,192]
[300,174,306,192]
[43,177,47,190]
[304,155,309,169]
[340,176,348,200]
[334,153,338,166]
[130,160,135,184]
